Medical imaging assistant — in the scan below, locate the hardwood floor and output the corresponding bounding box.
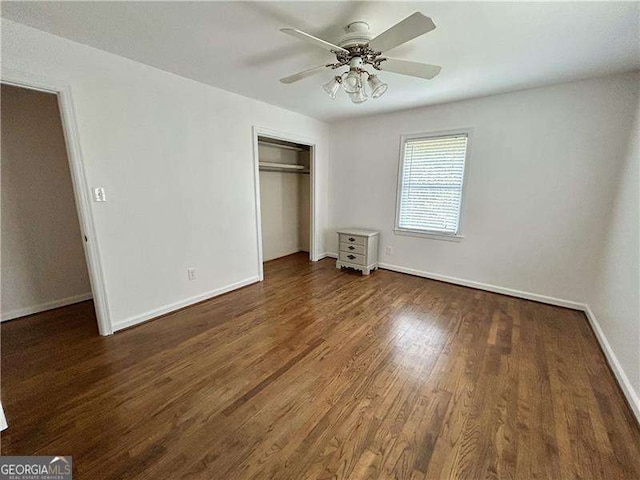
[2,253,639,479]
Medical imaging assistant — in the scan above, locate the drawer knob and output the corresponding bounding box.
[347,254,356,260]
[348,246,355,250]
[348,237,355,242]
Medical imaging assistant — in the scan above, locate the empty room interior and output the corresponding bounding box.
[0,1,639,479]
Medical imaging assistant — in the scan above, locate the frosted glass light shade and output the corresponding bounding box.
[349,86,368,104]
[367,75,388,98]
[322,77,341,99]
[342,70,361,94]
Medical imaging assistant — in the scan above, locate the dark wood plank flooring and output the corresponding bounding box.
[2,253,639,479]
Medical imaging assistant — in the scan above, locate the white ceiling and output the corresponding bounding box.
[2,1,639,121]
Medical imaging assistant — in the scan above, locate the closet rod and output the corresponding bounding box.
[258,140,304,152]
[259,161,303,170]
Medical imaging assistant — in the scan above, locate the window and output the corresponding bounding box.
[395,132,469,238]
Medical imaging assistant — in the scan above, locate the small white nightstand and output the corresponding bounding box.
[336,229,380,275]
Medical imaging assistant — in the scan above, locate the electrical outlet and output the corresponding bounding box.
[385,246,393,256]
[187,268,196,281]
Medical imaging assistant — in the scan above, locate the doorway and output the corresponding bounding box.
[1,84,100,332]
[252,128,317,278]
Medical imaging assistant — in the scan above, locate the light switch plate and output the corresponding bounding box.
[93,187,106,202]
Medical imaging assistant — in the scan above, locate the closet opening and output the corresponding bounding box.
[0,84,100,333]
[254,131,315,277]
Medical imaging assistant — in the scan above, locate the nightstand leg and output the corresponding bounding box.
[362,268,370,275]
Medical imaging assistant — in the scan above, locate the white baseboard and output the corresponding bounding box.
[1,292,93,322]
[377,261,584,310]
[318,252,337,260]
[582,305,640,423]
[327,254,584,309]
[325,252,582,309]
[265,247,306,262]
[112,276,261,332]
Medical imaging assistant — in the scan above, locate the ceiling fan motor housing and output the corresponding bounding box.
[338,21,372,48]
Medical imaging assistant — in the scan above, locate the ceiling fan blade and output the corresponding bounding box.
[378,58,441,79]
[368,12,436,53]
[280,28,349,54]
[280,65,328,84]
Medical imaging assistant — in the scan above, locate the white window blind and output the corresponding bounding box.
[397,134,468,235]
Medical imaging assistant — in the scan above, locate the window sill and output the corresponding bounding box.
[393,228,464,242]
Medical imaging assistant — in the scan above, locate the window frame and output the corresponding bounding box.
[394,128,472,241]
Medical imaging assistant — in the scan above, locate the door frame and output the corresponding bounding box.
[251,126,318,280]
[2,68,113,335]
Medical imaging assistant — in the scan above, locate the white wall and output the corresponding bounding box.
[328,73,639,306]
[1,85,92,320]
[588,101,639,417]
[1,19,331,331]
[259,144,310,261]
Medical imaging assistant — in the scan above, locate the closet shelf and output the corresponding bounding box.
[259,162,309,174]
[258,140,304,152]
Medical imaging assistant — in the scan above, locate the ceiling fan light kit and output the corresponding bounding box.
[322,77,342,100]
[342,63,363,94]
[349,84,368,104]
[367,75,388,99]
[279,12,441,105]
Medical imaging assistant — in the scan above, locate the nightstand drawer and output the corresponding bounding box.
[339,242,365,255]
[339,234,366,246]
[339,251,366,265]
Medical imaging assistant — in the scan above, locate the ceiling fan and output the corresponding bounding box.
[279,12,441,104]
